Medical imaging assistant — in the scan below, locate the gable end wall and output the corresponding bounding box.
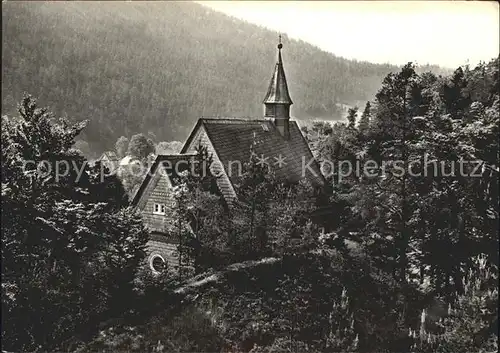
[136,166,181,268]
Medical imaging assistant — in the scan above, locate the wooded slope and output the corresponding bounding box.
[2,1,444,153]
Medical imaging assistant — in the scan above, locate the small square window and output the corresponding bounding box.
[153,203,166,215]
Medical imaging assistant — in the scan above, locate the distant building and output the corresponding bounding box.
[97,151,119,174]
[97,153,148,175]
[118,155,144,168]
[132,39,325,273]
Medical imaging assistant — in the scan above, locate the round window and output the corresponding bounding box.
[149,254,166,274]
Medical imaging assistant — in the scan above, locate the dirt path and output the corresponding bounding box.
[173,257,279,295]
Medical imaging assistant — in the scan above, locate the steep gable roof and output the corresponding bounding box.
[131,154,196,207]
[181,118,324,188]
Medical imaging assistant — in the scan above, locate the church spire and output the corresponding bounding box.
[263,35,293,138]
[263,35,293,106]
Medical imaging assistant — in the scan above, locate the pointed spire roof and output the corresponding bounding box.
[263,35,293,105]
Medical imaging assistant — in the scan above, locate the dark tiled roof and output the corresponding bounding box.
[131,154,196,206]
[183,118,324,188]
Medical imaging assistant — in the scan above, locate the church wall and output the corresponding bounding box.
[137,165,181,271]
[146,234,180,271]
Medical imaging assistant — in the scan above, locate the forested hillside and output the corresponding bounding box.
[2,53,498,351]
[2,1,446,154]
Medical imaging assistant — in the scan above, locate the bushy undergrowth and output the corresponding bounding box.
[409,256,498,353]
[190,250,425,352]
[74,248,426,352]
[74,248,498,353]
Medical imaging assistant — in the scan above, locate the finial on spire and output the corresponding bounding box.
[278,34,283,50]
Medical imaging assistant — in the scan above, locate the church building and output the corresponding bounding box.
[131,38,325,273]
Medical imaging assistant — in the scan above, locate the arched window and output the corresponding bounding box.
[149,254,167,274]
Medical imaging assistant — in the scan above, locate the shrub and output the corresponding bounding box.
[409,255,498,353]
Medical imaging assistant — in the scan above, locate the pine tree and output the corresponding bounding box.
[346,106,358,130]
[441,67,471,119]
[232,152,275,258]
[358,101,371,136]
[175,144,229,272]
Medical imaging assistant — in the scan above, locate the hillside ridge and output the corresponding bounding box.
[2,1,446,154]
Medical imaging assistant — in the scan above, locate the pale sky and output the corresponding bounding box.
[196,1,499,68]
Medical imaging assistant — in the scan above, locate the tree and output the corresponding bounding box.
[441,67,471,119]
[119,165,147,197]
[1,95,149,351]
[231,153,277,258]
[73,139,93,159]
[127,133,155,160]
[365,63,420,283]
[358,101,371,136]
[346,106,358,130]
[175,145,229,272]
[156,141,182,155]
[232,148,319,259]
[410,256,498,353]
[115,135,129,158]
[337,60,498,300]
[266,180,318,256]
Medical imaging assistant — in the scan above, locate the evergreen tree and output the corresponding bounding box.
[231,152,276,258]
[346,106,358,130]
[176,145,229,272]
[441,67,471,119]
[358,101,371,136]
[1,95,148,351]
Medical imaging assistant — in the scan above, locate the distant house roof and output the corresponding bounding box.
[180,118,324,188]
[98,151,118,161]
[131,154,196,207]
[97,151,120,174]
